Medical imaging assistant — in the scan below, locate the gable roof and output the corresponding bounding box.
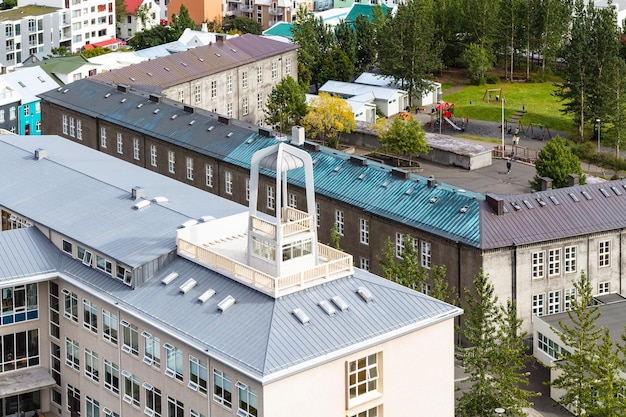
[24,55,99,84]
[2,66,59,103]
[124,0,144,14]
[320,80,406,101]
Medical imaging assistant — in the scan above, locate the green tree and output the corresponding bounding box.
[456,269,501,417]
[378,236,398,280]
[134,4,154,30]
[551,272,603,417]
[430,265,455,303]
[115,0,128,24]
[169,4,197,39]
[606,58,626,157]
[264,76,307,134]
[0,0,16,10]
[377,117,431,166]
[81,47,112,58]
[531,136,585,189]
[377,0,441,106]
[378,234,427,290]
[222,16,263,35]
[589,328,626,417]
[433,0,461,68]
[128,25,170,50]
[302,92,355,148]
[461,43,492,84]
[354,15,377,74]
[461,0,500,50]
[292,7,335,90]
[330,223,342,250]
[535,0,573,79]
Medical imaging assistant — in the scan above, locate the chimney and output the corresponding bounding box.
[201,22,208,33]
[291,125,305,146]
[350,155,368,166]
[427,175,436,187]
[392,167,409,179]
[304,142,320,152]
[183,105,194,114]
[541,177,553,191]
[117,84,128,93]
[149,94,161,103]
[218,115,231,125]
[486,194,504,216]
[215,33,226,42]
[131,186,146,200]
[258,127,273,137]
[34,148,47,160]
[568,174,579,186]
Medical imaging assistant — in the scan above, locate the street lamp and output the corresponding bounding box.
[596,118,601,153]
[501,96,505,157]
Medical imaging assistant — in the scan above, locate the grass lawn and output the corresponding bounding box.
[440,81,574,135]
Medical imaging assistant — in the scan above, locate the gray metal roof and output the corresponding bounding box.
[92,34,298,90]
[0,135,248,268]
[0,227,59,281]
[480,181,626,249]
[2,67,59,104]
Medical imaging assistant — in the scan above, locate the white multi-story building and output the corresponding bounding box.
[18,0,115,52]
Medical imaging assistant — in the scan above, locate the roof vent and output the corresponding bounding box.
[460,205,469,213]
[179,278,197,294]
[63,89,69,94]
[161,272,179,285]
[198,289,216,303]
[189,120,195,125]
[136,103,143,108]
[117,85,128,93]
[227,132,234,137]
[180,62,187,67]
[218,115,231,125]
[199,215,215,222]
[149,94,161,103]
[147,72,153,77]
[207,126,214,131]
[217,295,235,312]
[392,168,409,179]
[429,196,438,204]
[318,300,336,316]
[34,148,47,160]
[331,295,349,311]
[153,108,160,114]
[133,200,151,210]
[381,180,390,188]
[164,67,171,71]
[292,308,310,324]
[171,114,178,120]
[179,219,198,228]
[358,173,366,180]
[350,155,368,166]
[259,127,273,137]
[183,105,195,114]
[104,93,111,98]
[129,77,136,82]
[120,98,127,103]
[357,286,373,302]
[152,196,168,203]
[132,186,145,200]
[291,125,305,146]
[427,176,436,187]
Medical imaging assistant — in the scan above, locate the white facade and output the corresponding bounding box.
[116,0,160,40]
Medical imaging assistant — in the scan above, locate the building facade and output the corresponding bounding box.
[0,133,461,417]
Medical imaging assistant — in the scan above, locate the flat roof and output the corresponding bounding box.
[0,5,59,21]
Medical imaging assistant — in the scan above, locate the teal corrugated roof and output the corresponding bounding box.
[223,138,483,247]
[262,22,294,39]
[344,3,391,22]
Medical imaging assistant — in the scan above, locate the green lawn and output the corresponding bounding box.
[440,81,574,134]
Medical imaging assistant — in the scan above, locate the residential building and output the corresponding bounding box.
[39,78,626,336]
[0,77,21,133]
[2,66,59,135]
[132,27,238,60]
[319,80,409,117]
[166,0,221,26]
[0,133,461,417]
[86,51,148,72]
[23,55,102,84]
[92,34,298,126]
[0,5,71,68]
[116,0,160,40]
[18,0,116,52]
[355,72,442,107]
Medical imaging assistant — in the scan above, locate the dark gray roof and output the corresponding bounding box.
[480,180,626,249]
[92,34,298,90]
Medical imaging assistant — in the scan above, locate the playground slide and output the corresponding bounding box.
[443,116,464,131]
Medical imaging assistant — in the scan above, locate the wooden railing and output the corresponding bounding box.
[250,208,313,239]
[177,239,353,297]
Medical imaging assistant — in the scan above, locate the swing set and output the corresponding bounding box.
[483,88,504,103]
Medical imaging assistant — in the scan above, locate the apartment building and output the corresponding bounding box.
[38,78,626,336]
[0,5,71,68]
[0,133,461,417]
[116,0,160,40]
[93,34,298,126]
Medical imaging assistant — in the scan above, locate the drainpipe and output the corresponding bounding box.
[620,229,623,294]
[511,243,517,302]
[456,241,462,346]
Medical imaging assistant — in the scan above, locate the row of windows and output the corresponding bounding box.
[532,282,610,318]
[62,239,132,286]
[395,232,431,269]
[62,115,83,140]
[532,242,610,279]
[1,283,38,325]
[537,332,561,360]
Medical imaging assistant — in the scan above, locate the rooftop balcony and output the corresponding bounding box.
[268,7,284,15]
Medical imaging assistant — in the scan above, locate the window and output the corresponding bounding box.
[85,348,99,382]
[168,151,175,173]
[548,248,561,276]
[133,138,140,160]
[537,332,560,359]
[194,84,201,103]
[100,127,107,148]
[348,353,379,399]
[599,240,611,267]
[257,65,263,83]
[227,75,233,93]
[360,257,370,271]
[83,299,98,333]
[86,396,99,417]
[267,185,275,210]
[271,61,277,79]
[564,288,576,311]
[36,121,41,132]
[50,284,61,339]
[62,115,68,134]
[67,385,80,414]
[227,102,233,118]
[123,372,140,407]
[288,193,297,208]
[177,90,184,102]
[349,406,379,417]
[104,359,120,394]
[599,281,610,294]
[548,290,560,314]
[116,132,123,154]
[359,218,369,245]
[213,368,232,408]
[189,356,208,395]
[242,70,248,88]
[285,57,292,74]
[532,293,545,317]
[564,246,577,273]
[245,178,250,201]
[190,410,205,417]
[421,241,431,269]
[150,145,157,167]
[167,396,184,417]
[69,117,75,136]
[237,383,258,417]
[242,97,249,115]
[65,337,80,370]
[10,106,16,120]
[143,332,161,368]
[186,157,194,180]
[165,343,183,381]
[23,106,30,117]
[96,255,112,275]
[315,203,320,228]
[257,93,263,112]
[77,120,82,140]
[77,246,93,266]
[116,265,132,286]
[205,164,213,187]
[0,110,5,123]
[225,171,233,195]
[145,385,162,417]
[121,321,139,356]
[395,232,404,258]
[335,210,344,236]
[532,251,545,279]
[211,80,217,98]
[64,290,78,322]
[102,309,118,344]
[62,239,73,255]
[51,342,61,386]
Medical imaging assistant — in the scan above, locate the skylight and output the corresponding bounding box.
[523,200,533,209]
[569,193,580,202]
[600,188,610,197]
[198,289,216,303]
[612,186,622,196]
[357,287,373,303]
[581,191,592,200]
[536,197,547,207]
[179,278,197,294]
[217,295,235,312]
[511,201,522,211]
[331,295,349,311]
[292,308,310,324]
[318,300,336,315]
[161,272,179,285]
[549,195,560,205]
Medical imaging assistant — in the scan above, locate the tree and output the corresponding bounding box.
[115,0,128,24]
[330,223,342,250]
[264,76,307,134]
[429,265,455,304]
[302,92,355,148]
[222,16,263,35]
[378,234,427,290]
[334,22,357,77]
[589,328,626,417]
[531,136,585,189]
[0,0,16,10]
[551,272,603,417]
[81,47,112,58]
[461,43,492,84]
[378,236,398,280]
[135,4,154,30]
[461,0,500,50]
[128,25,170,50]
[605,58,626,157]
[377,117,431,166]
[354,15,377,74]
[433,0,461,68]
[292,7,335,90]
[169,4,197,39]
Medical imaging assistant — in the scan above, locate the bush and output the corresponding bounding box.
[485,75,500,84]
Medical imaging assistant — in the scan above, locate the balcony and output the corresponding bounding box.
[239,3,254,12]
[268,7,284,15]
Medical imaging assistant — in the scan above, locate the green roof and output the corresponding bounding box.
[344,3,391,22]
[0,5,59,21]
[25,55,97,84]
[262,22,293,39]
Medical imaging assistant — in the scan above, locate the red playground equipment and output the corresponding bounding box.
[430,102,465,132]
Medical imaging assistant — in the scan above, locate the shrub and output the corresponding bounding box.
[486,75,500,84]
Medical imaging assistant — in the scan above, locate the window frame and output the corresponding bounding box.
[599,240,611,267]
[532,251,545,279]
